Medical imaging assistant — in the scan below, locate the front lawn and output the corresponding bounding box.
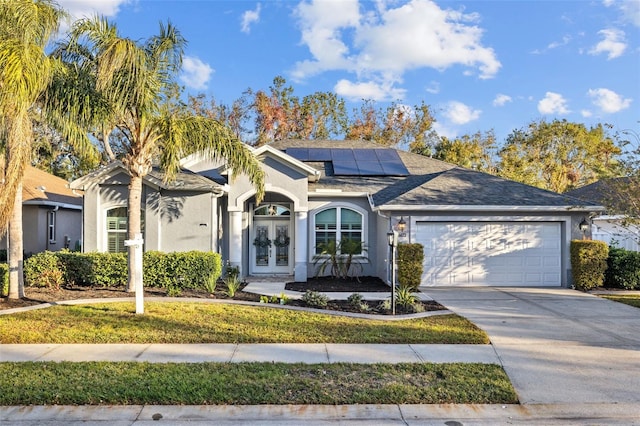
[0,362,518,405]
[601,294,640,308]
[0,302,487,344]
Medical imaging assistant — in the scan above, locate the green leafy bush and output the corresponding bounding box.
[56,251,127,287]
[0,263,8,297]
[605,247,640,289]
[313,238,368,279]
[144,251,221,290]
[24,251,63,288]
[570,240,609,291]
[301,290,329,308]
[397,243,424,291]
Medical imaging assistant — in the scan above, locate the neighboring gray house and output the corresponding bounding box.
[1,166,83,255]
[71,139,603,287]
[567,178,639,251]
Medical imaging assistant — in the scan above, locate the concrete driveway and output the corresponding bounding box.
[422,287,640,405]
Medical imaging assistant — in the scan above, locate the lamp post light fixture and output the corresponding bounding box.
[387,230,398,315]
[579,218,589,240]
[396,216,407,237]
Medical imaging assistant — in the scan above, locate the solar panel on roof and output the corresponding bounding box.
[353,149,378,161]
[308,148,332,161]
[333,161,360,175]
[357,161,385,175]
[381,161,409,175]
[374,149,399,160]
[331,148,355,161]
[286,148,309,161]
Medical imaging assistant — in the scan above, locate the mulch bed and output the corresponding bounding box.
[1,277,446,315]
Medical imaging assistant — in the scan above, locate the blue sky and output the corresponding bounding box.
[57,0,639,144]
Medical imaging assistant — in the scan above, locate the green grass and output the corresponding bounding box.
[0,362,518,405]
[601,294,640,308]
[0,302,487,344]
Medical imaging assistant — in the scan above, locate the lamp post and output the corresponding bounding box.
[579,218,589,240]
[387,230,398,315]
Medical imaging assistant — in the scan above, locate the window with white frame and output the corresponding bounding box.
[47,210,56,243]
[106,207,128,253]
[314,206,364,255]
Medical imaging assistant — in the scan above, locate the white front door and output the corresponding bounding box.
[251,218,292,274]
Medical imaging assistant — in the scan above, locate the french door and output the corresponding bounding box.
[251,219,292,274]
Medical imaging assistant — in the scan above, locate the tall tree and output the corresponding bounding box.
[434,130,498,174]
[66,17,265,293]
[498,119,621,193]
[348,100,438,149]
[0,0,66,299]
[251,76,347,145]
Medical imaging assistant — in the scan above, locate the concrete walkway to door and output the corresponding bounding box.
[421,286,640,405]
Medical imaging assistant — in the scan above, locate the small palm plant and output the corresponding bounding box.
[223,276,242,298]
[313,238,368,280]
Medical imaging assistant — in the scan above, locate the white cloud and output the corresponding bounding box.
[442,101,481,125]
[292,0,500,100]
[581,109,593,118]
[538,92,570,115]
[589,28,627,59]
[57,0,132,20]
[587,88,632,113]
[241,3,261,34]
[425,81,440,94]
[334,79,405,101]
[604,0,640,27]
[493,94,512,107]
[180,56,214,91]
[547,35,571,50]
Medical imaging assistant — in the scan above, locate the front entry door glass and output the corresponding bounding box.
[253,219,291,273]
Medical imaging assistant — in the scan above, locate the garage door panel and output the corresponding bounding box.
[417,221,562,287]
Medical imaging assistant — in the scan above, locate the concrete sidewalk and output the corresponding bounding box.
[0,343,499,364]
[3,403,640,425]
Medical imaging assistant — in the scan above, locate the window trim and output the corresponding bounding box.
[47,210,56,243]
[310,203,367,260]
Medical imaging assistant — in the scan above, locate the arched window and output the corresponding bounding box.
[314,207,363,255]
[106,207,145,253]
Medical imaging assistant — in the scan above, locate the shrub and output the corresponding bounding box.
[301,290,329,308]
[395,285,417,308]
[223,276,242,298]
[347,292,363,308]
[144,251,222,290]
[313,238,368,280]
[605,247,640,289]
[203,273,218,294]
[0,263,8,297]
[570,240,609,291]
[397,243,424,291]
[24,251,63,288]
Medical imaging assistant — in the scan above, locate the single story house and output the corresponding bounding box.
[71,139,603,287]
[1,166,83,255]
[566,178,639,251]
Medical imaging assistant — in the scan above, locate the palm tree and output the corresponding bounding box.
[0,0,66,299]
[65,17,265,292]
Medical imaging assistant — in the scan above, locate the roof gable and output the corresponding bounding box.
[23,166,82,207]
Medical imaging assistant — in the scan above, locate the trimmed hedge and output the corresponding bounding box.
[570,240,608,291]
[0,263,7,297]
[397,243,424,291]
[23,250,222,291]
[144,251,222,289]
[605,247,640,290]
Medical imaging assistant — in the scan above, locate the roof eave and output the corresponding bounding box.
[374,204,606,212]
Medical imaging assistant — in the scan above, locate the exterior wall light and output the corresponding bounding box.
[579,218,590,239]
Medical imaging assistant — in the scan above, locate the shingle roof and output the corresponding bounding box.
[270,139,601,209]
[566,177,635,212]
[70,161,224,193]
[23,166,82,207]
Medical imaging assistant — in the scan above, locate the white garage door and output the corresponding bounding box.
[416,222,561,287]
